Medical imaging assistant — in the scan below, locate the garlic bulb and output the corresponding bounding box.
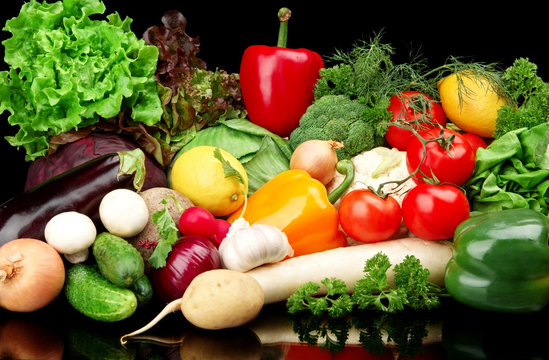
[218,218,294,272]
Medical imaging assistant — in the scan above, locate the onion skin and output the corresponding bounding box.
[290,139,342,185]
[0,238,65,312]
[151,235,221,303]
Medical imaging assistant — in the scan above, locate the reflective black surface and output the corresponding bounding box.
[2,297,549,359]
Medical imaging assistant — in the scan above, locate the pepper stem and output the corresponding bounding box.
[277,7,291,48]
[327,159,355,204]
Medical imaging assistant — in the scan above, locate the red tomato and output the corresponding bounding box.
[406,128,475,186]
[385,91,447,151]
[460,132,488,154]
[338,189,402,243]
[401,183,470,240]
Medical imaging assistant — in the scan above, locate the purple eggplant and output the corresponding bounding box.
[0,148,147,246]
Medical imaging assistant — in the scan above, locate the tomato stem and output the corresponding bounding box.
[371,125,449,197]
[277,8,291,48]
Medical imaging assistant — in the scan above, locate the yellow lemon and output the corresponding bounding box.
[170,146,248,217]
[437,71,508,138]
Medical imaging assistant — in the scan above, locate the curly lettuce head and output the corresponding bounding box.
[0,0,162,161]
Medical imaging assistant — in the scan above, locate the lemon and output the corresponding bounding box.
[437,71,508,138]
[170,146,248,217]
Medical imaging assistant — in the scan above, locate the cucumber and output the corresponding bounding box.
[93,232,144,288]
[131,275,154,307]
[65,264,137,322]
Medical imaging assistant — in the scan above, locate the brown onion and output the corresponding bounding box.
[0,238,65,312]
[290,139,344,185]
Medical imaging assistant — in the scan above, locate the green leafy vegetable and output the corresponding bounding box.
[286,279,354,318]
[286,252,443,316]
[142,10,246,166]
[148,197,180,269]
[495,58,549,138]
[0,0,162,161]
[465,122,549,216]
[171,118,291,193]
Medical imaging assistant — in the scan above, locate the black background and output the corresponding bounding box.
[1,0,547,203]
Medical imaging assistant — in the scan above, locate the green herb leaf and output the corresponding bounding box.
[286,251,443,316]
[393,255,441,310]
[148,198,180,269]
[213,147,246,185]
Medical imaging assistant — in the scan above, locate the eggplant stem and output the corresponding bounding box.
[120,298,182,345]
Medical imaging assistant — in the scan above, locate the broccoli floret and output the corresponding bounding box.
[289,95,387,160]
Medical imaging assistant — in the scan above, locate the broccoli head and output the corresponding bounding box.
[289,95,386,160]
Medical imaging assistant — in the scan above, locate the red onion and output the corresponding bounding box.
[151,235,220,303]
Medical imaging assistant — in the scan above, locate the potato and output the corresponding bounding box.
[127,187,193,274]
[181,269,265,330]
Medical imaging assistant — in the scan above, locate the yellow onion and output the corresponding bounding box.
[290,139,343,185]
[0,238,65,312]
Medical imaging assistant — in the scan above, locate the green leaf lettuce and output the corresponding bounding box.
[465,122,549,215]
[0,0,162,161]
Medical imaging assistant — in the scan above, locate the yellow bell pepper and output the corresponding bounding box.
[228,160,354,257]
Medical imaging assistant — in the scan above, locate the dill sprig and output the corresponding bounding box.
[314,31,506,107]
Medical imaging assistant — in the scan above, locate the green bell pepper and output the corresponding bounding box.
[445,208,549,313]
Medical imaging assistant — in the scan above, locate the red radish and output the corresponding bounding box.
[211,218,231,247]
[178,206,216,238]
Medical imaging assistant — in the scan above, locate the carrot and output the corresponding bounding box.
[245,237,453,304]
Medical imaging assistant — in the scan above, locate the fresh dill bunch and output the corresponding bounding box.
[314,32,434,105]
[314,31,506,111]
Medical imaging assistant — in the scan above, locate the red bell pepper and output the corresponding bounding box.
[239,8,324,137]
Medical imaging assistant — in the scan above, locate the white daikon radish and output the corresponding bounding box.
[245,237,453,304]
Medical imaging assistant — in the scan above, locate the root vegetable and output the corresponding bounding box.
[120,269,264,344]
[245,237,453,304]
[178,206,217,238]
[219,218,293,272]
[0,238,65,312]
[127,187,194,274]
[290,139,343,185]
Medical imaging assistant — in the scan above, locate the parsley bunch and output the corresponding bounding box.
[286,252,444,316]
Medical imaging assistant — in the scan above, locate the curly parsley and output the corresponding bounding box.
[286,252,443,316]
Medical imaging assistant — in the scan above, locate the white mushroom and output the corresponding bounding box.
[44,211,97,264]
[99,188,149,238]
